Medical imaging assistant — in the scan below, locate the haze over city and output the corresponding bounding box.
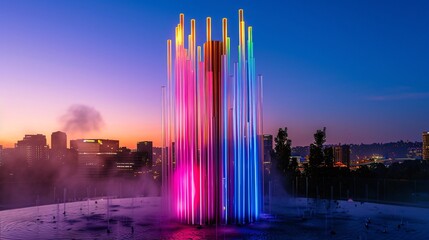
[1,0,428,148]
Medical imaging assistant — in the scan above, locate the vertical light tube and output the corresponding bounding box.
[180,13,185,45]
[197,45,203,224]
[166,39,172,215]
[206,17,212,42]
[165,9,263,225]
[191,19,196,67]
[222,18,228,54]
[161,85,166,209]
[257,74,263,217]
[221,17,228,223]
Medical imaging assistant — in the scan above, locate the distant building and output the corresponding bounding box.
[263,135,273,163]
[137,141,153,167]
[116,147,134,174]
[290,155,302,166]
[1,148,17,167]
[50,131,68,165]
[407,147,423,159]
[16,134,49,167]
[334,144,351,168]
[51,131,67,150]
[116,146,152,176]
[70,139,119,154]
[152,147,162,179]
[70,139,119,177]
[423,132,429,160]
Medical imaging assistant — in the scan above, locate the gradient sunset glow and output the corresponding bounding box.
[1,0,428,149]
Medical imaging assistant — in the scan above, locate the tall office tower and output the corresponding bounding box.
[334,144,351,168]
[16,134,48,167]
[162,10,263,225]
[51,131,67,150]
[423,132,429,160]
[50,131,68,165]
[137,141,153,167]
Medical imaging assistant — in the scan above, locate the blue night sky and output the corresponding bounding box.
[0,0,428,147]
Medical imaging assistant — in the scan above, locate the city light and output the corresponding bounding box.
[162,9,263,225]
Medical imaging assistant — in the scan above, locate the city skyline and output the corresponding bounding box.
[5,131,154,150]
[1,130,426,151]
[1,0,428,148]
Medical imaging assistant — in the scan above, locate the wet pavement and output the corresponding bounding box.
[1,196,428,239]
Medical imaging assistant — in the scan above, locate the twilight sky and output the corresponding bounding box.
[0,0,428,148]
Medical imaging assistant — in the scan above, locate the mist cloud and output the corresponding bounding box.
[61,104,104,133]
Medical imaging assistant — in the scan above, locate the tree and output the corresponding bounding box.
[272,127,292,174]
[324,147,334,168]
[309,127,326,168]
[289,157,298,172]
[288,157,302,179]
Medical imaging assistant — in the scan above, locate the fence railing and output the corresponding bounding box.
[265,177,429,207]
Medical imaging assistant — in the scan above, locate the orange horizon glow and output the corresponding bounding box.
[0,129,162,149]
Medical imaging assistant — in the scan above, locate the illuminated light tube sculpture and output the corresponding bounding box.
[162,9,263,225]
